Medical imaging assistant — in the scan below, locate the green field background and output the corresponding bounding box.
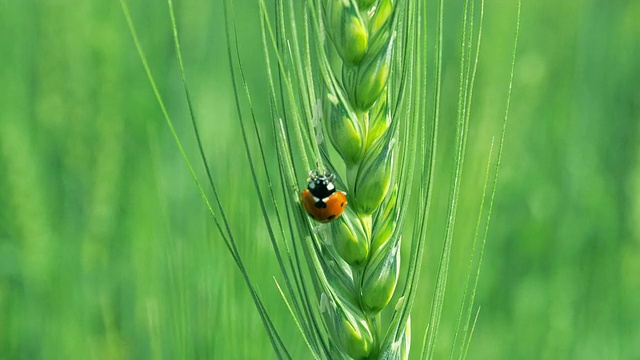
[1,0,639,359]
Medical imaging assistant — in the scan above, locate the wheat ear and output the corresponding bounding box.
[306,0,410,358]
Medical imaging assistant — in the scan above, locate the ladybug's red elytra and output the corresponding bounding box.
[300,170,347,223]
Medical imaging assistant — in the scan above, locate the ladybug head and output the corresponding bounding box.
[307,170,336,199]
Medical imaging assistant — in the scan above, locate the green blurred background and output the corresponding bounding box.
[1,0,639,359]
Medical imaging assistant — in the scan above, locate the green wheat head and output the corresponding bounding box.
[303,0,405,358]
[120,0,521,358]
[254,0,421,357]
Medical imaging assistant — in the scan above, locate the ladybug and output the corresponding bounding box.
[300,170,348,223]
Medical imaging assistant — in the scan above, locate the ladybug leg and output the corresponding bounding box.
[311,224,332,243]
[310,224,322,235]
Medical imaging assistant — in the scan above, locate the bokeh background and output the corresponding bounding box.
[1,0,639,359]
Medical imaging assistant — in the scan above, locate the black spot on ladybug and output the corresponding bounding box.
[327,215,336,221]
[340,202,345,207]
[314,201,327,209]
